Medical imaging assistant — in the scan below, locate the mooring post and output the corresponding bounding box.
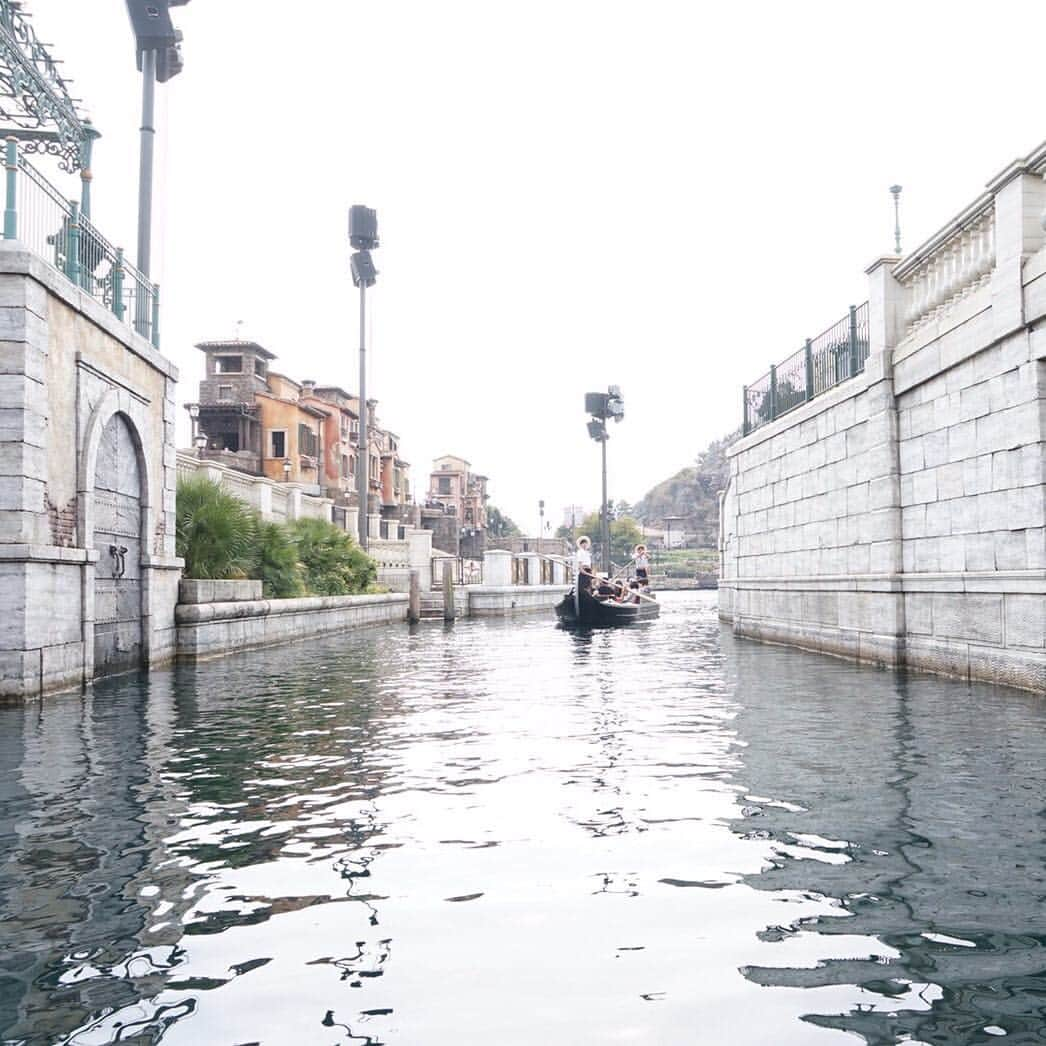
[442,563,456,622]
[408,568,420,623]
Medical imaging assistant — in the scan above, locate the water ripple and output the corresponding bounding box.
[1,593,1046,1043]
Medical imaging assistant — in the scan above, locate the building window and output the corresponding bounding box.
[298,423,318,458]
[341,454,350,479]
[218,385,233,401]
[438,476,452,495]
[216,356,243,373]
[270,430,286,458]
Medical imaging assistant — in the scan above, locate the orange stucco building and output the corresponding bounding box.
[188,340,413,527]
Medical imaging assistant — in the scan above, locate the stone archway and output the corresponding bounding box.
[92,413,144,676]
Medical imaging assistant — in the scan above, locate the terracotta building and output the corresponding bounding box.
[188,340,412,529]
[423,455,489,556]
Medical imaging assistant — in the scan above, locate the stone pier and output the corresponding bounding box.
[720,139,1046,692]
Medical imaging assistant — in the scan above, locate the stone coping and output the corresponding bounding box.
[179,579,263,604]
[0,242,178,380]
[467,585,571,595]
[0,544,95,563]
[176,592,407,624]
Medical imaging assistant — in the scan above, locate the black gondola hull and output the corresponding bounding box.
[555,584,660,627]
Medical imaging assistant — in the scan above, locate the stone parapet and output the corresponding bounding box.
[176,592,408,661]
[467,584,570,617]
[179,579,263,604]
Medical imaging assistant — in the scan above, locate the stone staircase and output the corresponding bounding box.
[417,593,446,621]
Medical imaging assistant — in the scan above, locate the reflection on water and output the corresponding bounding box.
[1,592,1044,1044]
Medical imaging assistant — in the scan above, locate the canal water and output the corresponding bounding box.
[2,592,1045,1045]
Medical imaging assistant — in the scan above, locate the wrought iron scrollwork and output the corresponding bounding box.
[0,1,92,172]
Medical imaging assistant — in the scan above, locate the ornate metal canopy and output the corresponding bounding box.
[0,0,94,172]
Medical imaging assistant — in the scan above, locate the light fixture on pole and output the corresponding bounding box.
[585,386,624,573]
[282,458,292,483]
[890,184,903,255]
[193,431,207,459]
[538,499,544,552]
[349,204,379,551]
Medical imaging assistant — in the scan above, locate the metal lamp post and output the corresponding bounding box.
[282,458,292,484]
[193,431,207,459]
[186,401,199,443]
[349,205,379,550]
[890,185,903,255]
[585,386,624,573]
[538,499,544,554]
[125,0,188,278]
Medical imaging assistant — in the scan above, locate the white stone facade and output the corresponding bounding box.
[721,140,1046,692]
[0,245,182,699]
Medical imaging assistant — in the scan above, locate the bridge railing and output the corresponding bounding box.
[2,139,160,347]
[742,301,869,435]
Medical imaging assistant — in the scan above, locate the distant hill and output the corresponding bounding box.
[633,432,737,547]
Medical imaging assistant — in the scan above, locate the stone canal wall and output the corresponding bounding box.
[176,591,409,661]
[467,584,571,616]
[720,140,1046,692]
[0,245,182,701]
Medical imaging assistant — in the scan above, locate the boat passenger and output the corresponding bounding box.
[632,544,651,587]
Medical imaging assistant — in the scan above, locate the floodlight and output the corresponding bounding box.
[350,250,378,288]
[349,205,379,250]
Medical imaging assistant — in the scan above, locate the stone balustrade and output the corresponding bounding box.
[895,198,995,334]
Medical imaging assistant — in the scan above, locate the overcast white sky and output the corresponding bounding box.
[37,0,1046,533]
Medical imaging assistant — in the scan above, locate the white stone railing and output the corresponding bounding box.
[176,451,331,524]
[894,195,995,334]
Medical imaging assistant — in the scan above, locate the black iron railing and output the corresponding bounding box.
[743,302,869,435]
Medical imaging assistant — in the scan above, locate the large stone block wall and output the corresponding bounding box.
[722,350,907,667]
[176,592,408,661]
[721,147,1046,693]
[0,246,182,700]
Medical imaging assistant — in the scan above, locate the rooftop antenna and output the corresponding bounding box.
[890,185,903,255]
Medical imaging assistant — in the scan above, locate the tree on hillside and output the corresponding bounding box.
[487,505,521,538]
[632,431,738,547]
[563,512,644,564]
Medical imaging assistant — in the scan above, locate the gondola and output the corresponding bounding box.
[555,574,660,627]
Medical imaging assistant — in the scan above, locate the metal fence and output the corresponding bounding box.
[3,141,160,347]
[430,556,482,588]
[742,302,869,435]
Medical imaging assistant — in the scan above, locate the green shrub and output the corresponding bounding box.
[176,476,257,579]
[288,517,376,595]
[251,521,305,598]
